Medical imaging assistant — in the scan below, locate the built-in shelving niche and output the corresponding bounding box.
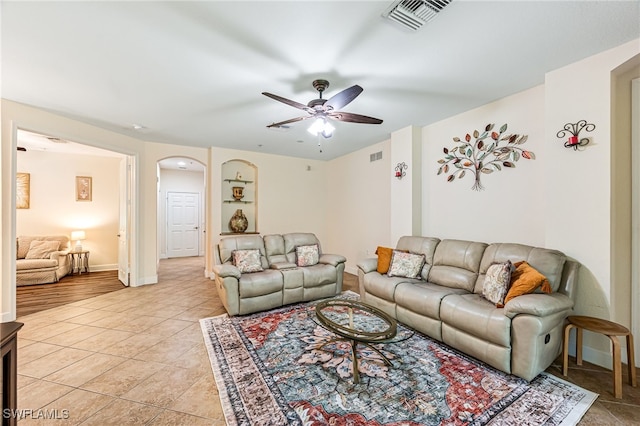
[221,159,257,235]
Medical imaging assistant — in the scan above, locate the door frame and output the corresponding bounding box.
[9,124,139,312]
[632,77,640,365]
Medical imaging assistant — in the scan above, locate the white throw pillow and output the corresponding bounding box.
[482,260,515,307]
[25,240,61,259]
[232,249,264,273]
[296,244,319,267]
[387,251,425,279]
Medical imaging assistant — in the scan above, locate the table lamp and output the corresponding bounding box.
[71,230,86,252]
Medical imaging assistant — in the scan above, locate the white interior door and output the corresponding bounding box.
[167,191,199,258]
[118,157,131,286]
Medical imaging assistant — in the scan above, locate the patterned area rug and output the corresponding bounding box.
[200,293,597,425]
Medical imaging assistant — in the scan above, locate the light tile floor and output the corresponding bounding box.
[14,257,640,425]
[16,257,226,425]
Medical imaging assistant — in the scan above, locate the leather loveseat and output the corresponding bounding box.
[357,236,578,381]
[16,235,72,286]
[213,233,346,315]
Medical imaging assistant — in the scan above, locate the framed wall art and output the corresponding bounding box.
[16,172,30,209]
[76,176,92,201]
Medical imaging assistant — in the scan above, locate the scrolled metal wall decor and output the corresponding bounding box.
[556,120,595,150]
[395,162,408,179]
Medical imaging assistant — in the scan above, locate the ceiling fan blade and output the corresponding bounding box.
[328,111,383,124]
[266,116,311,128]
[324,85,363,110]
[262,92,310,111]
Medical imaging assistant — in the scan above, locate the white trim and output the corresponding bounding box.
[631,78,640,367]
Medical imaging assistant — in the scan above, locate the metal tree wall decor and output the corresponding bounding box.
[437,123,535,191]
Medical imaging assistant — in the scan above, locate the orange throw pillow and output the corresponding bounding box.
[375,246,394,274]
[503,261,552,305]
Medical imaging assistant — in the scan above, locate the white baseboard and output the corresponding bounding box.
[89,264,118,272]
[130,275,158,287]
[1,311,15,322]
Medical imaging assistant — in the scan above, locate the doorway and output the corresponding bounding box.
[167,191,200,257]
[157,157,206,260]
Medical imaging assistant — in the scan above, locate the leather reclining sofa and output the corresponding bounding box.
[357,236,579,381]
[213,233,346,316]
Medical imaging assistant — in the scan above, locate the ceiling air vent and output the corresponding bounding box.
[383,0,452,31]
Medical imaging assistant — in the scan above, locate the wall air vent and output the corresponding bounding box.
[383,0,452,31]
[370,151,383,162]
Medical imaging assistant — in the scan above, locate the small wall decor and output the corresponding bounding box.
[437,123,535,191]
[16,172,30,209]
[395,162,408,179]
[232,186,245,200]
[75,176,92,201]
[556,120,595,150]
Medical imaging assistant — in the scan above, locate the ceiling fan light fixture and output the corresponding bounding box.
[308,118,334,138]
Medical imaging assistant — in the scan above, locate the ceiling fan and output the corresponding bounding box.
[262,79,383,138]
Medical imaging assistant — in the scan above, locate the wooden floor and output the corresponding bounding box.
[16,270,125,318]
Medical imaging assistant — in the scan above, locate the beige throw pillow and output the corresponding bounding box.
[25,240,61,259]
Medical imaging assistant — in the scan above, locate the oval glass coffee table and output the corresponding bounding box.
[314,299,410,383]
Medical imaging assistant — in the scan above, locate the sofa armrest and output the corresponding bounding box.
[50,251,69,262]
[504,292,574,319]
[270,262,297,270]
[319,254,346,266]
[212,264,241,279]
[357,258,378,274]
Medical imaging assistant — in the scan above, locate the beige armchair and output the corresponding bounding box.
[16,235,72,286]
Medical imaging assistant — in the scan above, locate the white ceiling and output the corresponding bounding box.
[3,1,639,161]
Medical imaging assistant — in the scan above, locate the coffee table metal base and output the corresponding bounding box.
[314,299,399,384]
[316,337,393,384]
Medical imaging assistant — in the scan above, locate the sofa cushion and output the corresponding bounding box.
[475,243,566,293]
[296,244,319,267]
[300,264,336,288]
[440,293,511,347]
[17,235,69,259]
[429,239,487,292]
[482,261,515,307]
[16,258,58,270]
[363,272,420,301]
[264,234,287,265]
[395,281,468,320]
[232,249,264,273]
[218,235,269,270]
[239,270,283,298]
[388,251,425,279]
[396,236,440,280]
[25,240,61,259]
[503,261,551,305]
[283,233,321,264]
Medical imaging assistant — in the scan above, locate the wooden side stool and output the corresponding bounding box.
[562,315,637,398]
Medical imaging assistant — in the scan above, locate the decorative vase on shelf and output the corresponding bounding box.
[229,209,248,233]
[232,186,244,200]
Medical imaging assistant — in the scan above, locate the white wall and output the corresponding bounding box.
[326,140,391,275]
[422,85,547,246]
[16,150,121,270]
[1,100,209,320]
[158,168,206,258]
[209,147,330,258]
[544,40,640,365]
[328,39,639,368]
